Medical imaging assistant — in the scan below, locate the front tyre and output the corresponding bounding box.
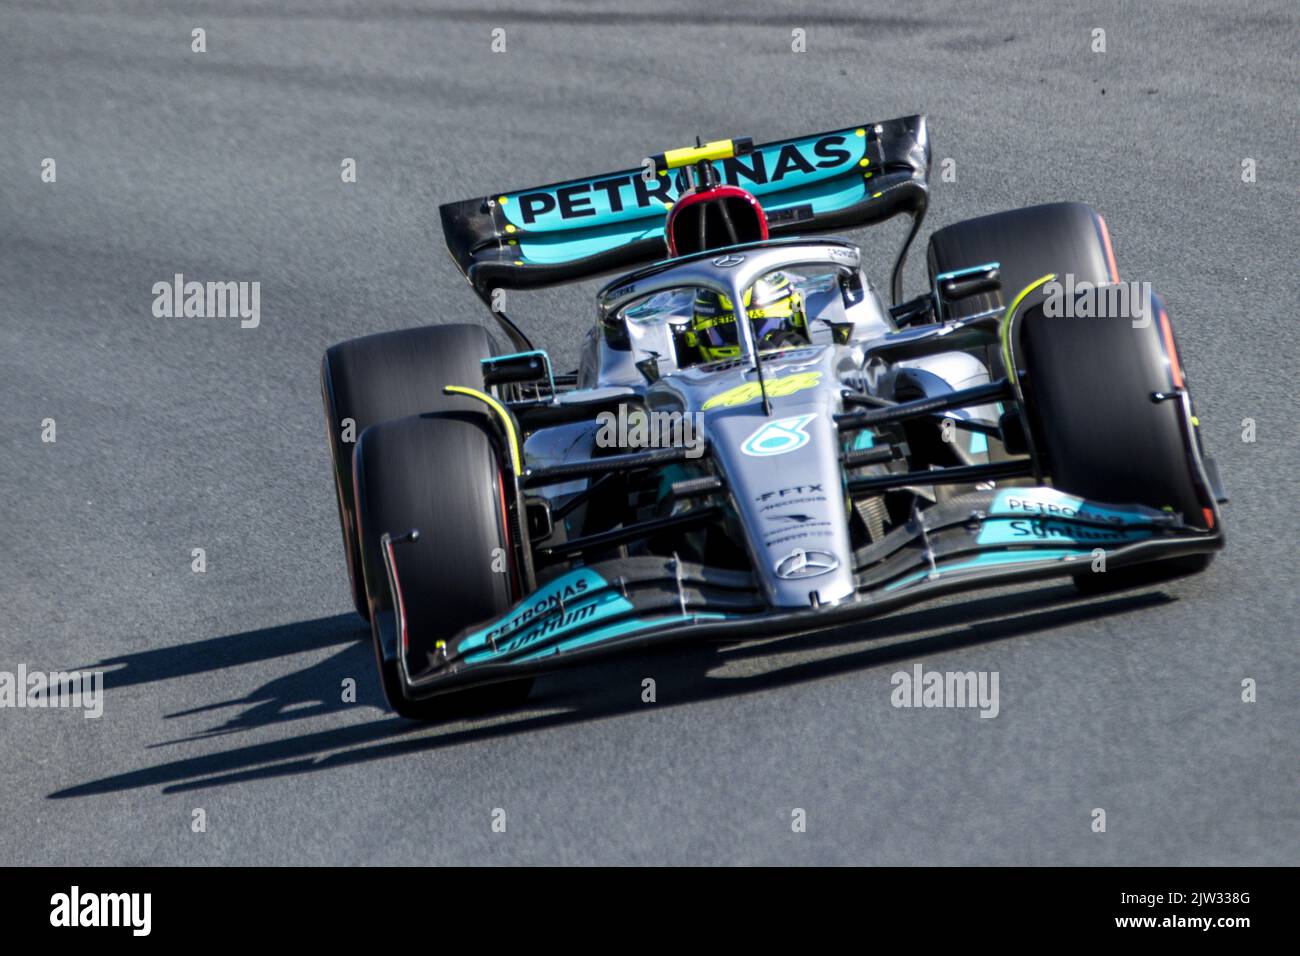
[353,413,532,720]
[1017,296,1219,592]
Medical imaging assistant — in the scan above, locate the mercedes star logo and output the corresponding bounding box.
[774,548,839,579]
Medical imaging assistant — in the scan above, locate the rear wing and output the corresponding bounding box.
[439,115,929,344]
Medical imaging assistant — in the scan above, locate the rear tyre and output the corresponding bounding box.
[927,201,1119,466]
[354,413,533,720]
[927,201,1116,321]
[321,324,497,622]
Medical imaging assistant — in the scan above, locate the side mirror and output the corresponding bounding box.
[936,263,1001,302]
[481,350,555,390]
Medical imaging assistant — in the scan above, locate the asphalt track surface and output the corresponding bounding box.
[2,0,1296,865]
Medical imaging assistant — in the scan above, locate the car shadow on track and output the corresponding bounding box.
[68,614,384,742]
[47,584,1175,799]
[73,614,364,692]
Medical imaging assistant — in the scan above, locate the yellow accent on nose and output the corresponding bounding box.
[505,224,516,234]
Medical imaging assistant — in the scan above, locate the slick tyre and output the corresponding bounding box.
[1017,299,1216,593]
[927,201,1117,322]
[321,323,496,622]
[931,202,1216,590]
[353,412,533,720]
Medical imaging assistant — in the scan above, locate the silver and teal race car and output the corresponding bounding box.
[321,115,1226,719]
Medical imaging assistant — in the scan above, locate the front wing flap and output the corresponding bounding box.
[382,485,1223,701]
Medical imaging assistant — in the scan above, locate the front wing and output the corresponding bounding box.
[378,485,1223,702]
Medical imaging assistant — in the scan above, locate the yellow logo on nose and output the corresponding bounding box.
[702,371,821,410]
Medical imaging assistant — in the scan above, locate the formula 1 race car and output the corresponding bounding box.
[322,115,1226,718]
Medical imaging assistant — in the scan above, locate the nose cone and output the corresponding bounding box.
[708,399,855,607]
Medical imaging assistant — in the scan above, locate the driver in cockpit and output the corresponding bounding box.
[675,271,810,366]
